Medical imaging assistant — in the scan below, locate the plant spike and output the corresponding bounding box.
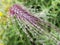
[9,4,60,44]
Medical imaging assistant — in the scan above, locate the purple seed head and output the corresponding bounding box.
[9,4,60,35]
[9,4,41,28]
[10,4,21,15]
[10,5,15,15]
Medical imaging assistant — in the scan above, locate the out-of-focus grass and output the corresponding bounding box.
[0,0,13,45]
[0,0,60,45]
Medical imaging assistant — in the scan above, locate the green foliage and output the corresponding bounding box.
[0,0,60,45]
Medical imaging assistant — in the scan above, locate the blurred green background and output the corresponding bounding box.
[0,0,60,45]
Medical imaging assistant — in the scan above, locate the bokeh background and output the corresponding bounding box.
[0,0,60,45]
